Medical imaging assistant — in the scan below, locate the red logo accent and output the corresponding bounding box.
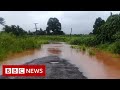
[2,65,46,77]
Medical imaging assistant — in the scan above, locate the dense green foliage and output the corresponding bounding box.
[96,41,120,54]
[3,25,27,36]
[95,14,120,44]
[28,28,46,35]
[68,35,96,47]
[69,13,120,54]
[0,32,49,60]
[1,12,120,61]
[46,17,64,35]
[92,17,105,35]
[1,17,65,36]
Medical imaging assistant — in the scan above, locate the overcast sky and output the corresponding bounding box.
[0,11,120,34]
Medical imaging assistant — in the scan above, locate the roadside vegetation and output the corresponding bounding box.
[0,32,49,60]
[0,12,120,60]
[68,13,120,55]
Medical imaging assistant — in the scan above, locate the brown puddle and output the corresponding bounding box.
[6,49,37,60]
[94,51,120,78]
[0,42,120,79]
[48,48,61,55]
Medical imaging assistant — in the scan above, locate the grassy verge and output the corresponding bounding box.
[0,33,71,60]
[0,33,120,60]
[96,41,120,54]
[68,35,120,56]
[0,33,49,60]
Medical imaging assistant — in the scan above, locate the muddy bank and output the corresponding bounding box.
[0,56,87,79]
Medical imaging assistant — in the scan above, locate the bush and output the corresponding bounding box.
[108,41,120,54]
[0,32,48,60]
[88,48,96,56]
[69,35,96,46]
[69,38,82,45]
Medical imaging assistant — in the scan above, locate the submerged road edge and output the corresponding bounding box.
[0,56,87,79]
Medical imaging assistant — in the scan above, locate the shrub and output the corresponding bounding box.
[108,41,120,54]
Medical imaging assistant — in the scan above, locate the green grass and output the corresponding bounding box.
[69,35,120,56]
[81,45,86,51]
[88,48,96,56]
[0,33,72,60]
[70,45,79,49]
[96,41,120,54]
[70,44,96,56]
[71,45,87,51]
[68,35,96,46]
[108,41,120,54]
[0,33,49,60]
[0,32,120,61]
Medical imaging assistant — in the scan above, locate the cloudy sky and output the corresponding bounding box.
[0,11,120,34]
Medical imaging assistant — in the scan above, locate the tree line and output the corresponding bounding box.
[1,12,120,41]
[0,17,65,36]
[90,12,120,45]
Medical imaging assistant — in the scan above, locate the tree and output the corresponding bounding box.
[3,25,27,36]
[39,28,46,35]
[28,28,46,35]
[89,32,93,35]
[46,17,64,35]
[94,14,120,44]
[93,17,105,35]
[0,17,5,26]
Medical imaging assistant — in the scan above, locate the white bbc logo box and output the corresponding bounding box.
[5,68,25,74]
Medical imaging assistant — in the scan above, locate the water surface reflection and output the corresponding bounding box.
[0,42,120,79]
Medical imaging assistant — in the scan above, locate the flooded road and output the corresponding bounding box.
[0,42,120,79]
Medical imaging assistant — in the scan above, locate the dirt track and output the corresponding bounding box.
[0,56,87,79]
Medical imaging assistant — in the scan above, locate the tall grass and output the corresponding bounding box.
[107,41,120,54]
[88,48,96,56]
[68,35,120,55]
[0,32,49,60]
[0,33,71,60]
[68,35,96,46]
[96,41,120,54]
[0,33,120,60]
[71,45,87,51]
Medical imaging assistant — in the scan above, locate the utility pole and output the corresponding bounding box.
[34,23,38,35]
[34,23,38,31]
[110,12,112,16]
[70,28,72,38]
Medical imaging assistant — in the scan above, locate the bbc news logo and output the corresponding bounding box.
[2,65,46,77]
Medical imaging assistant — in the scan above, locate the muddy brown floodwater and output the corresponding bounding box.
[0,42,120,79]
